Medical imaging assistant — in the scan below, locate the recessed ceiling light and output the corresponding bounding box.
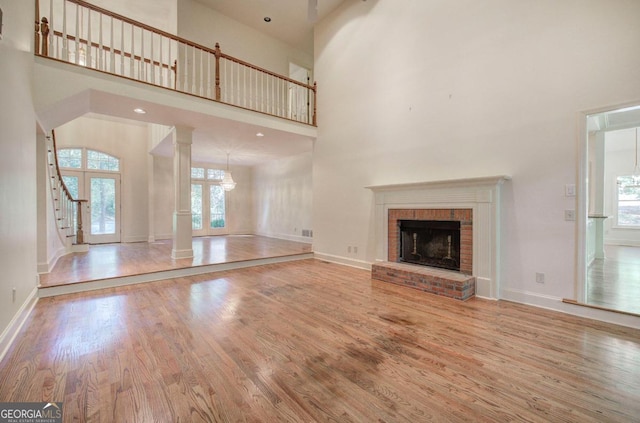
[133,108,146,114]
[256,132,265,137]
[263,17,271,22]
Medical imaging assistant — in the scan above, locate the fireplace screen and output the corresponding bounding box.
[398,220,461,271]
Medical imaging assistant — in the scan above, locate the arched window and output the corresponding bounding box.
[58,148,120,172]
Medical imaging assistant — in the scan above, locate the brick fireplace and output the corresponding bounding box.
[388,208,473,274]
[367,176,510,299]
[373,208,475,300]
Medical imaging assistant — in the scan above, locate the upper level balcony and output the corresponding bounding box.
[34,0,317,135]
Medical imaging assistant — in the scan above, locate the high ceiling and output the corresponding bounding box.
[194,0,348,53]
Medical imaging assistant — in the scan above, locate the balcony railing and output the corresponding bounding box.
[35,0,317,126]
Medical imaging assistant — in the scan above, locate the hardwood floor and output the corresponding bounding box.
[3,259,640,422]
[39,235,312,287]
[587,245,640,315]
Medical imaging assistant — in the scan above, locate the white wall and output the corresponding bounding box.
[176,0,312,74]
[0,0,39,352]
[313,0,640,312]
[253,152,313,242]
[85,0,178,34]
[604,127,640,246]
[55,116,150,243]
[152,155,174,239]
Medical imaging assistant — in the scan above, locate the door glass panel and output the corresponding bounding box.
[191,184,203,230]
[209,185,225,228]
[90,177,116,235]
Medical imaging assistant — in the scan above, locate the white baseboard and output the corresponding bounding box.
[313,252,371,271]
[604,239,640,247]
[0,287,38,362]
[123,235,149,243]
[501,288,640,329]
[255,231,313,244]
[37,245,67,274]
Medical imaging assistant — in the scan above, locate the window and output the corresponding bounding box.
[58,148,120,172]
[191,167,205,179]
[616,175,640,227]
[191,184,203,230]
[57,148,82,169]
[87,150,120,171]
[207,169,225,180]
[191,166,227,233]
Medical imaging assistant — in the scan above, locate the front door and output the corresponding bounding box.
[61,171,121,244]
[86,172,121,244]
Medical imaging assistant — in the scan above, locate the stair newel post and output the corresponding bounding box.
[40,17,49,56]
[76,200,86,245]
[214,43,221,101]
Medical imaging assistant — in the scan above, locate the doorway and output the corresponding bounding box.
[579,104,640,315]
[288,62,312,123]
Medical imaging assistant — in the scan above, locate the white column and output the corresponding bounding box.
[171,126,193,259]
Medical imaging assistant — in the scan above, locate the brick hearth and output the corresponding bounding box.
[372,261,476,301]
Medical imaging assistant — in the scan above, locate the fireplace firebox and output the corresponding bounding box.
[398,220,461,271]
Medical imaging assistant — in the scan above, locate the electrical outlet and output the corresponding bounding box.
[348,246,352,253]
[564,210,576,221]
[536,273,545,284]
[354,246,358,254]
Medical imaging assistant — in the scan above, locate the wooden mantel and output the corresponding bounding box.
[367,175,511,299]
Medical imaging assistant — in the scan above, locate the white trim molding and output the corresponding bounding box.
[0,287,38,362]
[367,175,511,299]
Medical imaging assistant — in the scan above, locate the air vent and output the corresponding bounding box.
[301,229,313,238]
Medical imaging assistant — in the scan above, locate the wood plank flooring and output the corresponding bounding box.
[587,245,640,315]
[3,259,640,422]
[39,235,312,287]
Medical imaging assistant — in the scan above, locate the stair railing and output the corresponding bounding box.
[34,0,317,126]
[46,130,87,245]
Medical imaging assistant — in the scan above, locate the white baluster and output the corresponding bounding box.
[130,25,134,78]
[140,28,145,81]
[86,8,92,67]
[197,48,201,96]
[191,46,196,94]
[206,52,211,98]
[120,20,125,76]
[49,0,54,58]
[75,4,80,64]
[110,15,114,73]
[98,12,103,70]
[150,32,155,84]
[159,36,163,87]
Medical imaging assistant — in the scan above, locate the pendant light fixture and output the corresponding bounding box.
[220,152,236,191]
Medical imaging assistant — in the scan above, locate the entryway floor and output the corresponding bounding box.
[39,235,313,289]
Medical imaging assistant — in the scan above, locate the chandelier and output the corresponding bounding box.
[220,152,236,191]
